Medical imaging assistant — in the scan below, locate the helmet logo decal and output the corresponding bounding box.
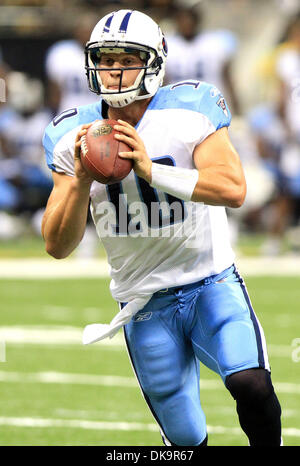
[103,12,115,33]
[118,10,133,33]
[162,37,168,56]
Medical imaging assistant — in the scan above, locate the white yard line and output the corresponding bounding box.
[0,369,299,395]
[0,370,223,391]
[0,258,110,279]
[0,326,293,361]
[0,416,158,432]
[0,256,300,278]
[0,325,124,347]
[0,370,137,388]
[235,256,300,277]
[0,415,298,439]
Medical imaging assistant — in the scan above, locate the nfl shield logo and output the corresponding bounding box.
[217,96,228,117]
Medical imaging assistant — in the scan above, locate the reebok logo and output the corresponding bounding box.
[134,312,152,322]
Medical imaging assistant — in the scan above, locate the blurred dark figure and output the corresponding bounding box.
[142,0,176,21]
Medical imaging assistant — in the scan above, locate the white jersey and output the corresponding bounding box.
[166,30,237,95]
[45,40,99,113]
[43,81,234,304]
[5,109,52,166]
[276,47,300,139]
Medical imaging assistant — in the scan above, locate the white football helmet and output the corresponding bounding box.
[85,9,168,107]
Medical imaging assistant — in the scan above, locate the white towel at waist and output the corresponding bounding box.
[82,294,152,344]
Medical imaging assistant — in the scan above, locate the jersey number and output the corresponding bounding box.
[53,108,78,127]
[106,156,186,234]
[170,80,200,90]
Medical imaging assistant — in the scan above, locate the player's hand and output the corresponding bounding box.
[74,123,95,185]
[114,120,152,183]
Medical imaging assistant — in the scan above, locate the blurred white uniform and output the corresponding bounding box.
[45,40,99,113]
[276,47,300,140]
[166,30,237,96]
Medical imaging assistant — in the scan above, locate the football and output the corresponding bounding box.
[80,119,133,184]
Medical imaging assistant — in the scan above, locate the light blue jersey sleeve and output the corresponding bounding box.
[42,102,102,172]
[152,81,231,131]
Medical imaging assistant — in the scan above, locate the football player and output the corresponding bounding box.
[45,12,99,114]
[165,4,240,115]
[42,10,282,446]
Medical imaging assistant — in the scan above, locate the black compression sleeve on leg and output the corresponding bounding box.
[226,368,282,446]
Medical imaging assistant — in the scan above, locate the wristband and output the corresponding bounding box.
[150,163,199,201]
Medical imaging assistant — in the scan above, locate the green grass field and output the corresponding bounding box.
[0,270,299,446]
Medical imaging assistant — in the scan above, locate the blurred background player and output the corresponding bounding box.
[247,10,300,255]
[0,48,18,230]
[0,71,53,238]
[165,2,241,115]
[274,11,300,253]
[45,11,100,115]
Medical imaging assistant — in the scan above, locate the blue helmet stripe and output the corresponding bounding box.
[118,11,133,33]
[103,12,115,33]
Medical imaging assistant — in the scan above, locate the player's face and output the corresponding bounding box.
[98,52,144,91]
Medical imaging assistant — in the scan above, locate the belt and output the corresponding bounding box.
[156,264,235,296]
[156,276,214,295]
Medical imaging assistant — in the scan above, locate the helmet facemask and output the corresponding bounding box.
[85,43,163,107]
